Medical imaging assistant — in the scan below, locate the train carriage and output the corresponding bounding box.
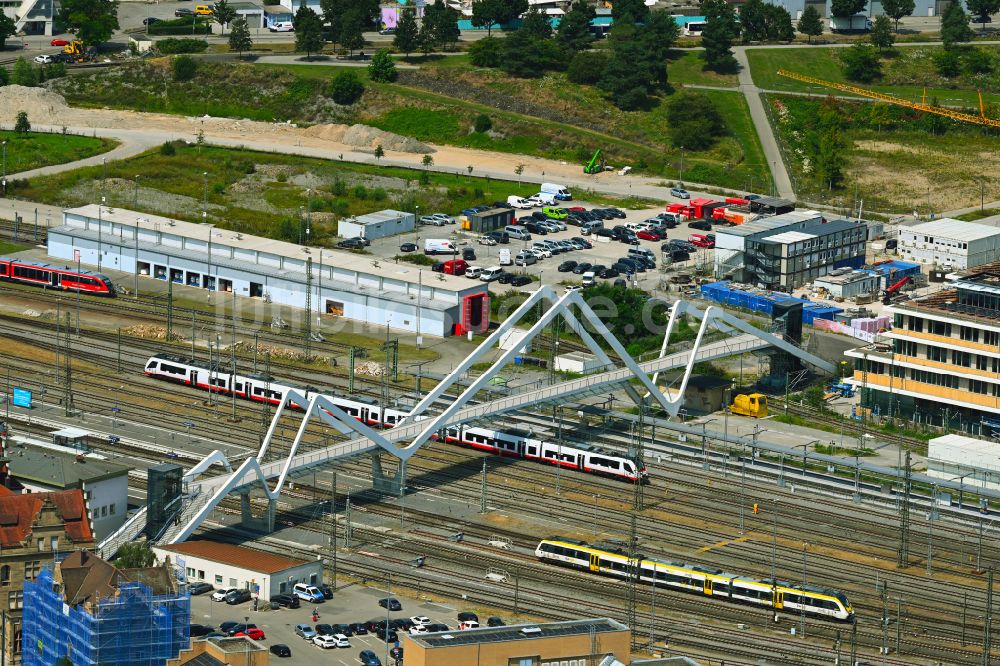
[0,257,116,296]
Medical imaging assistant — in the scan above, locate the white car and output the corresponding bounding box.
[211,587,237,602]
[34,54,52,64]
[312,635,338,649]
[331,634,351,648]
[409,625,429,635]
[410,616,431,627]
[477,236,497,246]
[431,213,455,224]
[419,215,444,226]
[531,244,552,259]
[525,195,548,207]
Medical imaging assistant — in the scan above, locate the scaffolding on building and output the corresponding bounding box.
[21,566,190,666]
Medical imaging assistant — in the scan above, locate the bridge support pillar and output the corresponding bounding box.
[371,453,406,496]
[240,492,275,533]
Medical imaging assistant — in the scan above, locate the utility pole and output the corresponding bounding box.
[895,596,902,656]
[345,497,353,550]
[117,327,122,373]
[881,582,889,663]
[63,312,74,417]
[231,291,238,423]
[850,618,858,666]
[480,459,488,513]
[513,569,520,617]
[166,278,174,341]
[304,257,313,361]
[897,450,911,568]
[985,567,994,666]
[329,471,337,591]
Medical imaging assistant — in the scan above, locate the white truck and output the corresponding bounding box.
[829,15,872,32]
[540,182,572,201]
[424,239,456,255]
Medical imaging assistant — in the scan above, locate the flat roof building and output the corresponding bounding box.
[814,269,879,300]
[337,209,415,242]
[897,218,1000,270]
[927,433,1000,494]
[47,205,489,337]
[402,618,631,666]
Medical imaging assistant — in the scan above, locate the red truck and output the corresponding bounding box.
[433,259,467,275]
[688,233,715,248]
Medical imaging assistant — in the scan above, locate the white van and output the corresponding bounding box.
[582,271,597,287]
[507,196,532,209]
[465,266,483,279]
[480,266,504,282]
[540,182,572,201]
[269,21,294,32]
[498,249,512,266]
[505,225,531,241]
[528,193,556,206]
[424,238,456,255]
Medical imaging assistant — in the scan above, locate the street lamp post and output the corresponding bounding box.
[97,196,106,271]
[134,175,140,209]
[2,140,6,180]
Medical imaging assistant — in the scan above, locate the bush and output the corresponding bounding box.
[567,51,607,85]
[160,141,177,156]
[367,49,397,82]
[666,92,726,150]
[473,114,492,133]
[149,18,212,35]
[156,38,209,54]
[840,43,881,83]
[934,49,962,77]
[963,47,993,74]
[328,71,364,105]
[469,36,503,68]
[172,55,198,82]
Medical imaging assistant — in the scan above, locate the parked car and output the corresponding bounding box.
[430,213,454,225]
[607,207,627,218]
[571,237,593,249]
[50,38,70,46]
[220,622,240,634]
[478,235,497,246]
[378,597,402,611]
[511,275,532,287]
[637,229,661,241]
[359,649,382,666]
[595,228,615,238]
[330,634,351,648]
[486,231,509,244]
[558,260,577,273]
[572,262,592,275]
[349,622,369,635]
[462,247,476,261]
[293,583,325,603]
[235,628,266,641]
[142,16,160,25]
[211,588,238,602]
[270,644,292,657]
[189,582,214,596]
[270,594,300,609]
[294,624,317,640]
[688,219,712,231]
[419,215,444,226]
[174,8,194,16]
[337,238,366,250]
[226,623,257,637]
[670,187,690,199]
[514,252,537,267]
[330,623,353,636]
[457,612,480,623]
[313,635,339,649]
[190,624,214,637]
[487,616,506,627]
[374,627,398,642]
[33,54,52,64]
[399,242,417,253]
[425,623,450,632]
[315,624,335,636]
[409,616,431,627]
[496,271,514,284]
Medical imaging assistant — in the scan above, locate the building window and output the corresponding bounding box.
[952,350,971,367]
[229,578,237,587]
[187,568,195,578]
[985,331,999,346]
[970,380,989,395]
[24,562,41,581]
[109,504,116,516]
[198,570,205,580]
[0,566,9,586]
[101,506,108,517]
[906,316,924,333]
[961,326,980,343]
[929,320,951,337]
[977,356,989,371]
[50,537,58,552]
[511,659,537,666]
[37,539,43,552]
[7,591,23,610]
[215,575,223,585]
[926,346,946,362]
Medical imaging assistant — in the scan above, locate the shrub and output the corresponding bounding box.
[666,92,726,150]
[963,47,993,74]
[840,43,881,83]
[567,51,607,85]
[156,38,209,54]
[328,71,364,105]
[160,141,177,156]
[172,55,198,82]
[367,49,397,82]
[468,36,503,68]
[934,49,962,77]
[473,114,492,133]
[14,111,30,133]
[353,184,368,199]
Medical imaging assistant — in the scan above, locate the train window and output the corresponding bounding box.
[234,383,243,391]
[385,414,396,424]
[784,593,800,604]
[146,362,159,370]
[527,446,537,455]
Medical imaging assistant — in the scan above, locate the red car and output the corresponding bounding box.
[567,206,586,212]
[636,230,661,241]
[236,628,266,640]
[50,38,70,46]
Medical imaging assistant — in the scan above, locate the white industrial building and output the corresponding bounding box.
[713,210,825,279]
[927,434,1000,493]
[47,205,489,337]
[2,0,53,35]
[337,209,415,242]
[154,540,323,600]
[897,218,1000,270]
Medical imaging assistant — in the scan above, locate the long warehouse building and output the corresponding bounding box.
[46,205,490,337]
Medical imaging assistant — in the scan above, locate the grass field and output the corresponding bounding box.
[746,45,1000,107]
[667,49,738,88]
[0,240,30,255]
[0,131,117,176]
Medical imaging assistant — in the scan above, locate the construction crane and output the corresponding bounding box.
[777,69,1000,129]
[882,275,911,305]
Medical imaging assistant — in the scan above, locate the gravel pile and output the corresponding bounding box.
[0,86,70,124]
[305,123,434,154]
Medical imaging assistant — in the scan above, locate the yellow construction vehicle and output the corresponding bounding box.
[61,40,93,63]
[730,393,768,418]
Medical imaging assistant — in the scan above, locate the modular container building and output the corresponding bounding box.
[700,281,842,324]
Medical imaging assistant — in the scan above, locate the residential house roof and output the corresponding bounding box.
[0,489,93,547]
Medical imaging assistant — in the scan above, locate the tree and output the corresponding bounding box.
[374,144,384,160]
[417,20,435,55]
[295,5,324,59]
[739,0,768,43]
[501,27,566,77]
[763,5,795,41]
[14,111,30,134]
[638,10,681,87]
[474,114,492,132]
[228,16,253,58]
[965,0,999,31]
[368,48,397,82]
[213,0,236,35]
[471,0,504,36]
[11,57,37,86]
[519,6,551,39]
[611,0,648,22]
[319,0,345,45]
[814,126,847,189]
[469,36,503,67]
[427,0,460,50]
[941,0,972,48]
[934,48,962,76]
[57,0,119,46]
[172,54,197,81]
[830,0,866,17]
[599,22,651,110]
[0,12,16,49]
[329,70,364,104]
[567,50,608,84]
[556,0,595,51]
[116,542,156,568]
[666,92,725,149]
[0,68,9,86]
[881,0,915,32]
[869,15,894,50]
[393,7,419,56]
[797,5,823,42]
[840,43,881,82]
[963,47,994,74]
[700,0,739,73]
[340,8,366,54]
[422,154,434,168]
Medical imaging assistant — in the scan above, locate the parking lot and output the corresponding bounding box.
[189,583,490,665]
[365,200,714,296]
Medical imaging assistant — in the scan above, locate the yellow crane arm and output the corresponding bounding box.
[776,69,1000,129]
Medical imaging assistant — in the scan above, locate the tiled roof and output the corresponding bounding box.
[159,540,307,574]
[0,489,93,547]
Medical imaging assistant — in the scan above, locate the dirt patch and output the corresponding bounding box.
[852,140,925,155]
[0,85,70,123]
[303,123,434,154]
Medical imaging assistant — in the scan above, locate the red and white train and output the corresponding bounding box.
[0,257,116,296]
[145,354,647,483]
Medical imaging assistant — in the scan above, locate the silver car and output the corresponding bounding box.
[547,219,567,231]
[515,252,537,266]
[295,624,317,640]
[431,213,455,224]
[419,215,444,226]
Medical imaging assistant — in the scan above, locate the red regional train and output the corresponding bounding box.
[0,257,117,296]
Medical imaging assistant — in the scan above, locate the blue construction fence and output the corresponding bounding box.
[700,281,842,325]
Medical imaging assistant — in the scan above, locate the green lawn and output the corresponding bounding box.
[0,240,30,255]
[0,131,117,176]
[667,49,738,88]
[746,45,1000,107]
